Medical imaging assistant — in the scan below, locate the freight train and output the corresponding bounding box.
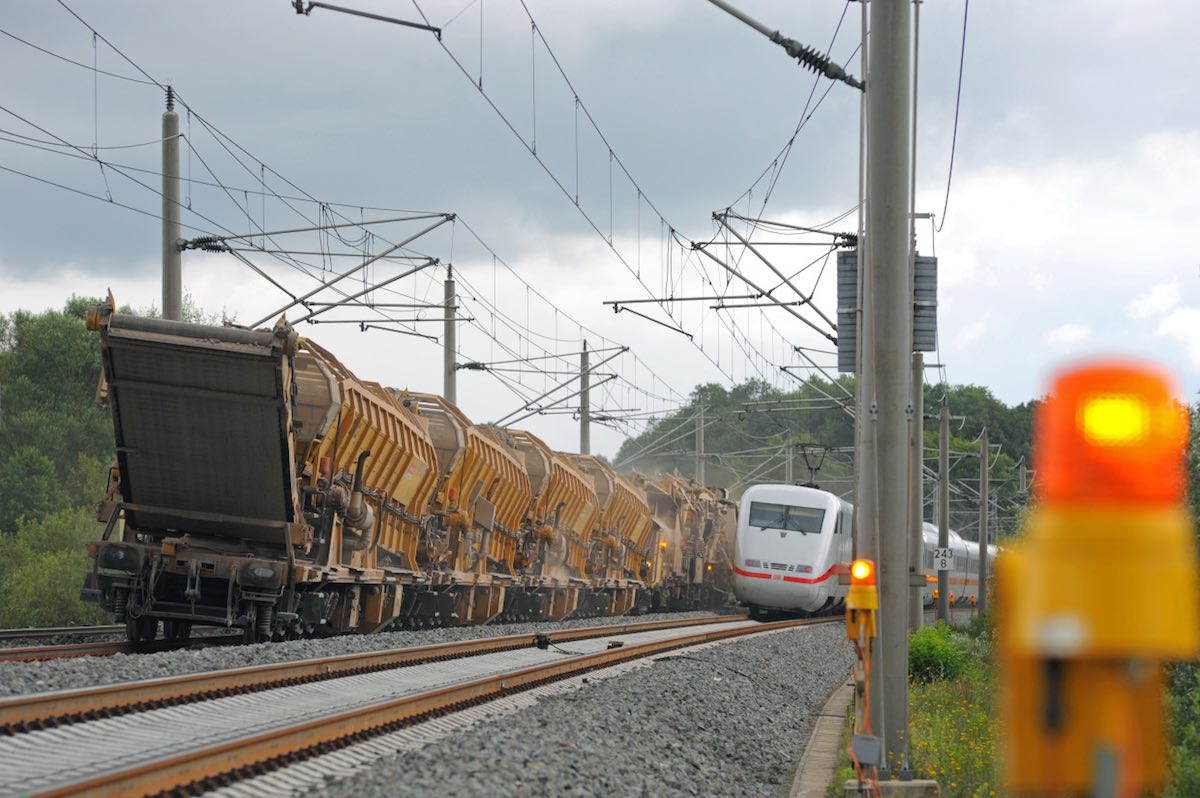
[733,483,997,617]
[79,300,737,642]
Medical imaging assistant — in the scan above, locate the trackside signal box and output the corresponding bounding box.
[999,361,1199,795]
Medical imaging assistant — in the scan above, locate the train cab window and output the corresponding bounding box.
[748,501,825,534]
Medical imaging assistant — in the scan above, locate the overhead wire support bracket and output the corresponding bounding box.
[356,323,438,341]
[602,293,761,306]
[290,258,438,324]
[610,305,693,340]
[293,0,442,39]
[719,210,858,248]
[704,0,863,91]
[688,236,837,346]
[249,215,452,327]
[713,211,838,332]
[181,213,450,250]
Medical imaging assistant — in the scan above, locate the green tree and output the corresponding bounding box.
[0,446,68,534]
[0,507,107,626]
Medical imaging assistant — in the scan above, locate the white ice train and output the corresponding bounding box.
[733,484,996,617]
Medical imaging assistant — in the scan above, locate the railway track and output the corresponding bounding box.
[0,631,246,663]
[0,614,830,796]
[0,624,124,643]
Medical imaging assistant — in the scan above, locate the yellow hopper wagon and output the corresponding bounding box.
[390,392,532,625]
[82,300,441,642]
[503,428,599,621]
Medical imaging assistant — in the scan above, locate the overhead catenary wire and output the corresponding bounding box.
[935,0,969,234]
[12,3,685,432]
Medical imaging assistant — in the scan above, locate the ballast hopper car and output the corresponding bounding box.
[638,473,737,611]
[570,455,655,616]
[502,428,598,621]
[82,303,442,642]
[79,300,737,643]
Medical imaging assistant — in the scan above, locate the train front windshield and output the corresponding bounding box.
[747,501,825,535]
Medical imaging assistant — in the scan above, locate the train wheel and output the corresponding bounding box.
[126,615,158,643]
[242,605,259,644]
[748,606,766,622]
[163,620,192,641]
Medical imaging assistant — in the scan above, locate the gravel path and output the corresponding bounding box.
[308,622,852,798]
[0,611,728,697]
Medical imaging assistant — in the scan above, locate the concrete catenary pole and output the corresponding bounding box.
[937,397,950,622]
[161,87,182,321]
[580,340,590,455]
[695,404,706,484]
[443,266,456,404]
[978,428,990,615]
[785,429,794,484]
[908,352,924,632]
[865,0,913,770]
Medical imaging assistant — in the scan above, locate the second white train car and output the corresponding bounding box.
[734,484,995,616]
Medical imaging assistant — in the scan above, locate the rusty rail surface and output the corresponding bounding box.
[0,624,124,642]
[0,613,747,732]
[0,632,245,663]
[37,616,828,797]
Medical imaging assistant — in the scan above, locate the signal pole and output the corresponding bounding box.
[443,266,456,404]
[864,0,913,770]
[937,397,950,622]
[978,428,990,615]
[580,340,590,455]
[695,404,706,484]
[162,87,182,321]
[908,352,924,631]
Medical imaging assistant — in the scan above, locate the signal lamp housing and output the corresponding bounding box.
[1037,360,1188,505]
[849,558,875,586]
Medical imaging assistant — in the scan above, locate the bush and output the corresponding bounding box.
[909,658,1000,796]
[909,621,968,682]
[958,609,994,641]
[0,507,108,627]
[1166,661,1200,798]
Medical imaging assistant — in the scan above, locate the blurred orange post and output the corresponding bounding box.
[1000,360,1199,795]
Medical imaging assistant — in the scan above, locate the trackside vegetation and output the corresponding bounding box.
[0,295,225,627]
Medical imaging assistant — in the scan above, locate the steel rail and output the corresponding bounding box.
[0,624,123,641]
[39,616,828,797]
[0,613,746,732]
[0,632,245,663]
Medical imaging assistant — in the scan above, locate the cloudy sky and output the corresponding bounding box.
[3,1,1200,456]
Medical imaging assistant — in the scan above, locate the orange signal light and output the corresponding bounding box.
[659,540,668,549]
[1037,360,1187,505]
[850,558,875,586]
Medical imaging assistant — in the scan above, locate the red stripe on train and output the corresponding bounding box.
[734,564,837,584]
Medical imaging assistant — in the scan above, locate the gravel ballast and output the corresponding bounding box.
[0,610,728,697]
[309,622,853,798]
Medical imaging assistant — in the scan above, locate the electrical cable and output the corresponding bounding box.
[935,0,969,234]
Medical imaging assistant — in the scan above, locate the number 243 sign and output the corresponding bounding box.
[934,548,954,571]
